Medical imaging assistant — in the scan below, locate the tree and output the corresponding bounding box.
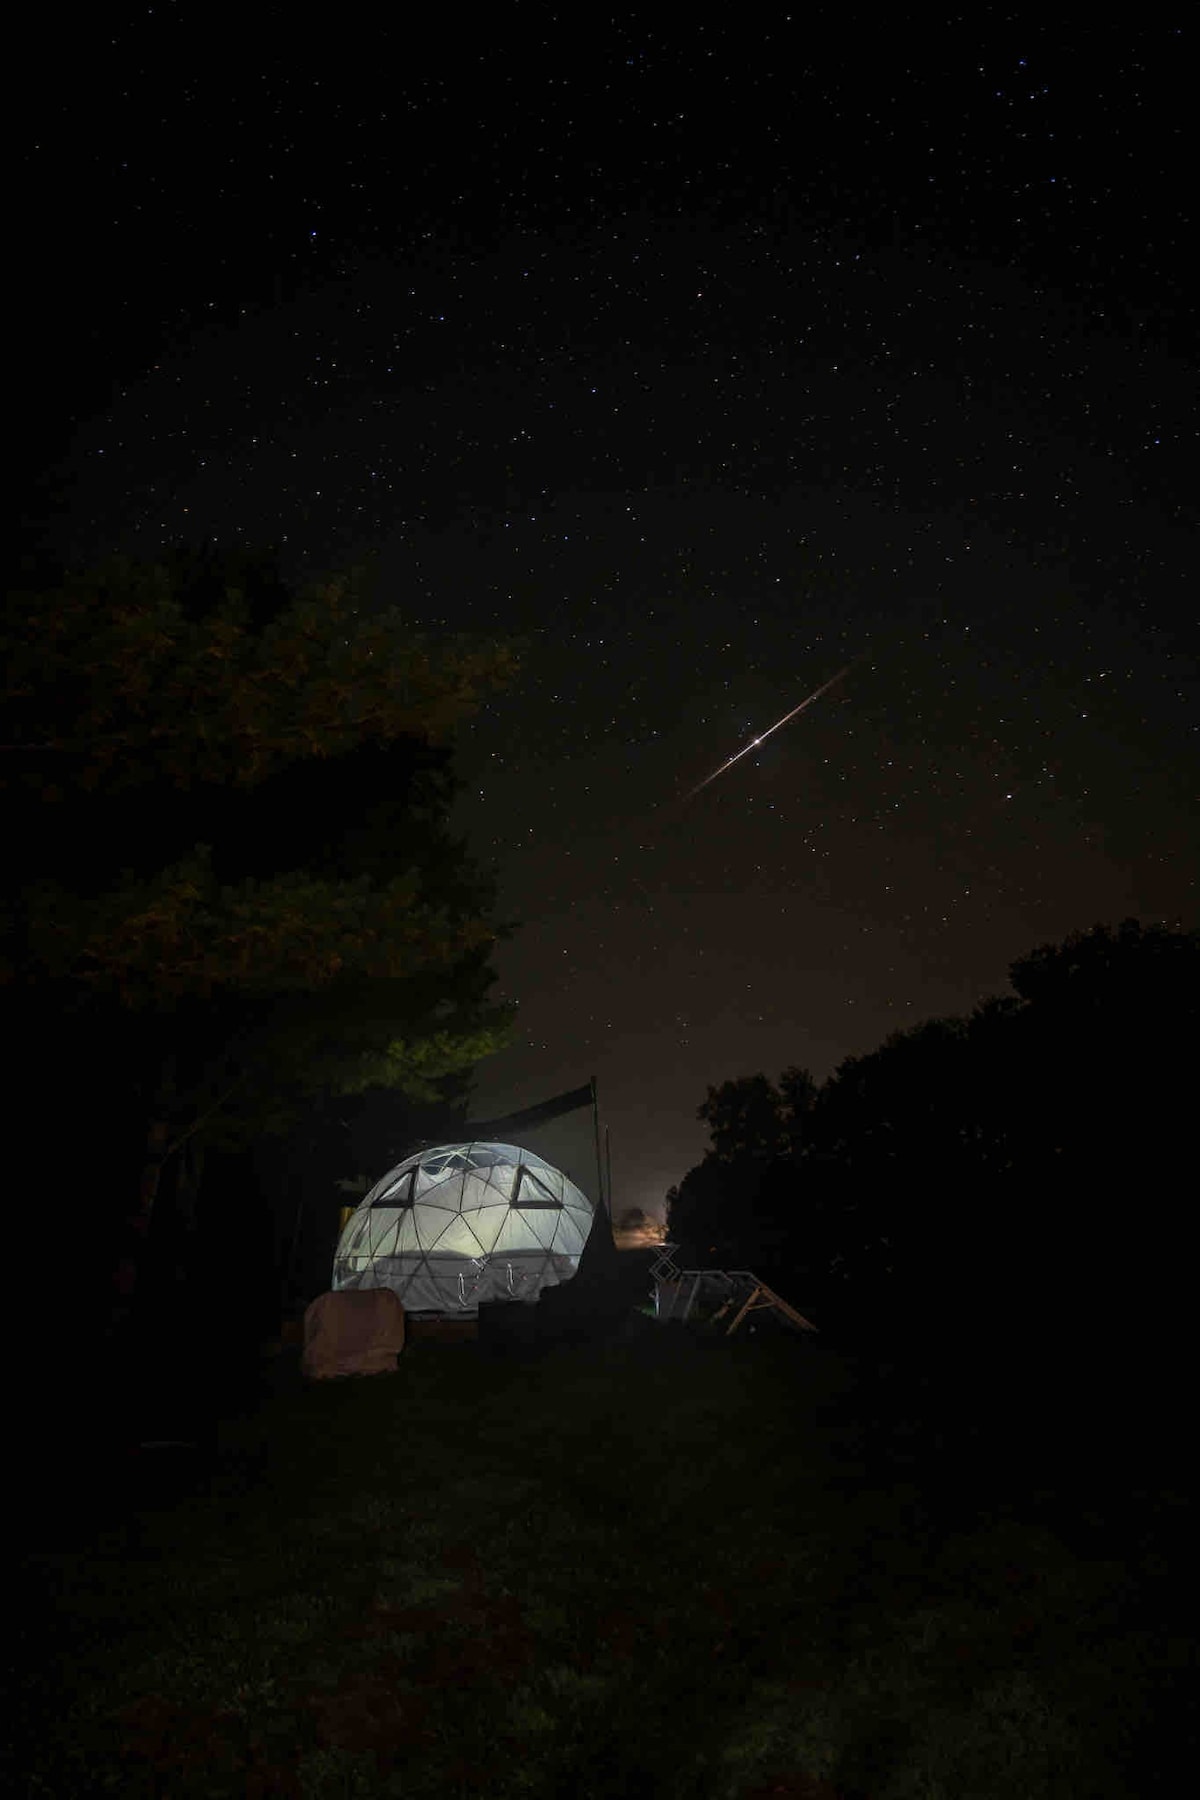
[666,1066,818,1277]
[693,1067,817,1165]
[666,917,1199,1349]
[996,918,1199,1348]
[778,1064,819,1151]
[664,1158,758,1269]
[1,548,517,1321]
[697,1074,787,1163]
[663,920,1198,1505]
[1002,917,1197,1177]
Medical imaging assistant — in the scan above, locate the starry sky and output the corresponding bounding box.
[16,11,1196,1220]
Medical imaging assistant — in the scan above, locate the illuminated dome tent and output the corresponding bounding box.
[332,1142,596,1317]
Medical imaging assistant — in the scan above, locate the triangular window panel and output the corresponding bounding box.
[468,1148,508,1170]
[422,1153,468,1176]
[511,1165,562,1209]
[372,1169,415,1208]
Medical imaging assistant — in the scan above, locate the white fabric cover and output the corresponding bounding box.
[301,1287,405,1379]
[331,1141,595,1317]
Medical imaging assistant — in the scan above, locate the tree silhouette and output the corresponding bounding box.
[667,919,1197,1392]
[2,549,517,1330]
[662,918,1196,1507]
[666,1066,818,1278]
[697,1074,787,1162]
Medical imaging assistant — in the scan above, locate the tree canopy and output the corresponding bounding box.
[665,919,1198,1348]
[2,548,518,1307]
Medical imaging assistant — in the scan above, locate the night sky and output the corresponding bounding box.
[17,13,1195,1221]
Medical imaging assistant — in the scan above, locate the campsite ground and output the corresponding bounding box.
[10,1322,1191,1798]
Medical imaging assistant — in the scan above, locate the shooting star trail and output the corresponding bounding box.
[682,661,856,801]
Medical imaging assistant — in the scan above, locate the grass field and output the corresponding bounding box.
[10,1321,1191,1798]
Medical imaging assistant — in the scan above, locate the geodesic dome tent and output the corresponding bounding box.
[331,1142,596,1317]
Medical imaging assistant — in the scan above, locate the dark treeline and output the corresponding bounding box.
[666,917,1197,1509]
[2,549,516,1437]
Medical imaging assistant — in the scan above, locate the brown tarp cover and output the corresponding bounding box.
[302,1288,405,1379]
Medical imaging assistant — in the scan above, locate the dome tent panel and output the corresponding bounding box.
[490,1207,562,1255]
[425,1214,493,1258]
[332,1141,596,1317]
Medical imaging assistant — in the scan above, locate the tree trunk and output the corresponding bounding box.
[112,1114,170,1308]
[110,1055,245,1331]
[111,1059,178,1319]
[174,1137,205,1236]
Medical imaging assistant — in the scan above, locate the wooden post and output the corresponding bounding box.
[605,1125,613,1220]
[591,1076,606,1216]
[725,1281,819,1336]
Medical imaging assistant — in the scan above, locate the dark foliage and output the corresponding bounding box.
[667,919,1198,1505]
[3,550,514,1430]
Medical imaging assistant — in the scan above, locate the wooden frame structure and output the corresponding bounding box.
[649,1245,818,1337]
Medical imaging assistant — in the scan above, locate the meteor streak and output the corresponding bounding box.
[682,661,855,801]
